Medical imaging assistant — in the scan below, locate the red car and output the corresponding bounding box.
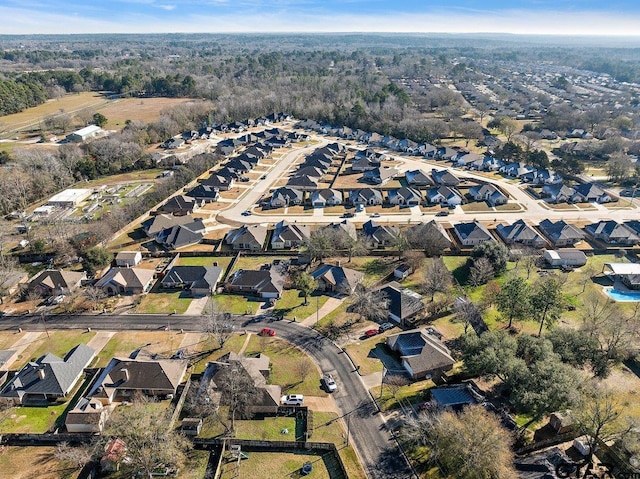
[260,328,276,337]
[364,329,379,338]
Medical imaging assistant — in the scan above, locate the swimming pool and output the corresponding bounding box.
[603,287,640,302]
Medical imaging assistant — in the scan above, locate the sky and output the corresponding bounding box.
[1,0,640,36]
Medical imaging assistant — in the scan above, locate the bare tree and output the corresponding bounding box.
[402,250,425,273]
[294,360,313,383]
[347,286,389,324]
[84,286,107,311]
[468,257,494,287]
[54,441,98,470]
[384,374,409,399]
[453,298,483,334]
[422,258,452,301]
[215,365,257,433]
[204,299,234,349]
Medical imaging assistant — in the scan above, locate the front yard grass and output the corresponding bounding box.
[372,378,435,412]
[13,330,96,369]
[211,293,260,315]
[273,290,330,320]
[94,331,185,367]
[219,451,331,479]
[0,402,68,433]
[135,286,192,314]
[190,333,247,374]
[243,337,327,397]
[344,339,386,376]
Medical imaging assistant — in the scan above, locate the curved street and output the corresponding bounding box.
[0,312,415,479]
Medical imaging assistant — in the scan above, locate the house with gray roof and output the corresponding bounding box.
[453,221,494,247]
[386,329,455,380]
[468,184,508,206]
[500,162,535,178]
[95,267,155,295]
[542,184,575,204]
[405,169,433,187]
[362,220,399,247]
[538,219,584,247]
[270,187,304,208]
[157,195,202,216]
[286,175,318,191]
[311,263,364,295]
[320,220,357,241]
[352,156,380,172]
[388,187,422,206]
[160,265,223,296]
[349,188,383,206]
[405,220,453,250]
[0,344,95,406]
[310,189,342,207]
[426,185,462,207]
[142,213,196,237]
[186,184,220,203]
[271,221,310,250]
[431,169,460,186]
[584,220,640,245]
[362,166,399,185]
[154,219,205,250]
[378,281,425,326]
[496,219,547,248]
[225,225,268,251]
[226,263,287,299]
[571,183,611,203]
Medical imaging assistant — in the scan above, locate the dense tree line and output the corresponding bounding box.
[0,78,48,115]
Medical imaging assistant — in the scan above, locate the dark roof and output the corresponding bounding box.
[379,282,425,320]
[162,266,223,289]
[0,344,95,400]
[187,184,220,200]
[453,221,493,242]
[310,263,364,293]
[430,384,477,408]
[201,174,232,189]
[29,269,85,291]
[496,219,545,243]
[538,219,584,242]
[228,267,285,295]
[155,220,205,249]
[158,195,198,214]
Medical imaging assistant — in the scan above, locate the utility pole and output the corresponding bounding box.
[316,295,319,325]
[41,313,49,339]
[379,366,387,399]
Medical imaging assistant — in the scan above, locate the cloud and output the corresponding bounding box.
[155,4,176,10]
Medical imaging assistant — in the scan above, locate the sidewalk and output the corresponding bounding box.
[1,331,44,371]
[301,296,345,327]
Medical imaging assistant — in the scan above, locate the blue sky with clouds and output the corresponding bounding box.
[1,0,639,35]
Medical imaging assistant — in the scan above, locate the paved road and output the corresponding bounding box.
[0,313,415,479]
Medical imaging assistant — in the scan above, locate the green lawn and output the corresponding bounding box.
[212,294,260,315]
[372,378,435,412]
[94,331,185,367]
[190,333,247,374]
[273,290,330,320]
[243,336,327,397]
[14,330,96,369]
[219,451,331,479]
[344,339,386,376]
[235,415,297,441]
[135,288,193,314]
[0,402,68,433]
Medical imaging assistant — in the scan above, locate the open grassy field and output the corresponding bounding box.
[13,330,96,369]
[0,447,79,479]
[135,284,193,314]
[99,97,202,130]
[0,92,108,135]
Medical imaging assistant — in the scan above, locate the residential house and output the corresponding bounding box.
[201,172,235,191]
[352,157,380,172]
[115,251,142,267]
[88,356,188,405]
[584,220,640,245]
[405,169,433,187]
[142,214,198,238]
[225,159,252,174]
[479,157,505,171]
[538,219,584,247]
[310,263,364,294]
[160,265,223,296]
[405,220,453,250]
[271,221,310,249]
[468,184,508,206]
[362,220,399,247]
[349,188,383,206]
[542,184,575,204]
[270,187,304,208]
[154,219,205,250]
[95,267,155,295]
[571,183,611,203]
[524,168,563,185]
[379,282,425,325]
[286,175,318,191]
[186,184,220,203]
[453,221,494,247]
[362,166,399,185]
[208,352,281,414]
[455,152,484,168]
[500,162,535,178]
[292,166,324,180]
[244,145,269,160]
[602,263,640,290]
[310,189,342,207]
[0,344,95,406]
[496,219,547,248]
[163,137,184,149]
[225,263,287,299]
[320,220,357,241]
[157,195,202,216]
[418,143,437,157]
[225,225,269,251]
[216,167,240,181]
[28,269,86,297]
[435,147,458,161]
[65,397,108,433]
[386,329,455,380]
[425,186,462,207]
[543,249,588,267]
[431,169,460,186]
[388,187,422,206]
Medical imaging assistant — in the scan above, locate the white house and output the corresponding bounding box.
[115,251,143,267]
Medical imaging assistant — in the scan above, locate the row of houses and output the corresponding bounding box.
[540,182,612,204]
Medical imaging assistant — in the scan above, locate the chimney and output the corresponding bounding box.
[38,368,45,380]
[120,368,129,381]
[336,260,341,267]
